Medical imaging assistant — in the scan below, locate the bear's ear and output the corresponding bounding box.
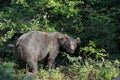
[64,34,68,38]
[75,37,81,44]
[58,34,68,45]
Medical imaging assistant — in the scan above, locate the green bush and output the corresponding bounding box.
[80,41,108,60]
[0,0,120,54]
[0,62,36,80]
[0,0,120,80]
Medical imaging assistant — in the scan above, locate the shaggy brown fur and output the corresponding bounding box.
[14,31,81,74]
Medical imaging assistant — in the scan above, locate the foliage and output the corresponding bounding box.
[80,41,108,60]
[0,0,119,53]
[0,0,120,80]
[0,54,119,80]
[0,62,36,80]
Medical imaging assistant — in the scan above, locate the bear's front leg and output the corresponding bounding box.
[48,50,59,69]
[27,59,38,75]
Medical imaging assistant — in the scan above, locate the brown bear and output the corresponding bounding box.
[14,31,81,74]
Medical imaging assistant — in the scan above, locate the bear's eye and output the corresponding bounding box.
[70,42,77,49]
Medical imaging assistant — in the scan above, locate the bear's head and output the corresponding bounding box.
[58,34,81,54]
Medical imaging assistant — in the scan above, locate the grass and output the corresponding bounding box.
[0,53,120,80]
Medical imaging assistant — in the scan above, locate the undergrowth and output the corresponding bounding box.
[0,41,120,80]
[0,56,119,80]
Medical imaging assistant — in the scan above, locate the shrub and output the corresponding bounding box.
[80,41,108,60]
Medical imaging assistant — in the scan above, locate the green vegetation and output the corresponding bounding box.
[0,0,120,80]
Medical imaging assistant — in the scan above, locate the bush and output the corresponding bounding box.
[0,51,119,80]
[80,41,108,60]
[0,0,120,80]
[0,0,120,55]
